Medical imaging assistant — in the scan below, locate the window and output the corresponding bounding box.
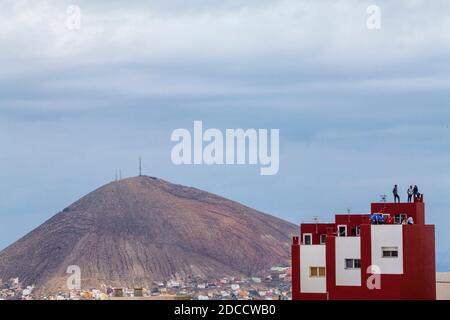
[355,226,361,236]
[309,267,326,278]
[320,234,327,244]
[338,225,347,237]
[345,259,361,269]
[394,214,407,224]
[382,247,399,258]
[303,233,312,245]
[319,267,326,277]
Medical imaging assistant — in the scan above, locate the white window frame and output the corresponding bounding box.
[320,234,327,244]
[382,246,399,258]
[337,225,347,237]
[303,233,312,245]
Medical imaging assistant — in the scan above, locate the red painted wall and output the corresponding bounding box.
[401,224,436,300]
[335,214,369,236]
[292,201,436,300]
[291,237,300,300]
[300,223,335,245]
[371,202,425,225]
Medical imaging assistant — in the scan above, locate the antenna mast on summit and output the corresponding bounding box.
[139,157,142,176]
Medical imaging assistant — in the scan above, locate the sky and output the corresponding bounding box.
[0,0,449,271]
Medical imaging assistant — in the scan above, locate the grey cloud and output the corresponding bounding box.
[1,0,450,269]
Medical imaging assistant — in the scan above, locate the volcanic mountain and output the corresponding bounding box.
[0,176,296,292]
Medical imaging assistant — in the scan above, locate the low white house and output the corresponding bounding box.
[437,272,450,300]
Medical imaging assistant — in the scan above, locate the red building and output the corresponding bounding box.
[291,195,436,300]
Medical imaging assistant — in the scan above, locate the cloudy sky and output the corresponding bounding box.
[1,0,450,270]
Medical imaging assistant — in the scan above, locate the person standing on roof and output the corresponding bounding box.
[407,186,414,203]
[393,185,400,203]
[413,185,419,196]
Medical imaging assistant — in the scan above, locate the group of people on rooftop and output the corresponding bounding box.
[369,185,421,225]
[393,185,420,203]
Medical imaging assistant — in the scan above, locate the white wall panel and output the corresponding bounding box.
[371,225,403,275]
[336,237,361,286]
[300,245,326,293]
